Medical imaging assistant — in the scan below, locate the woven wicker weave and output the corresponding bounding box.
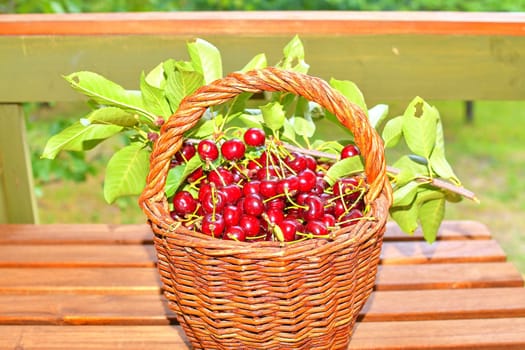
[139,67,392,350]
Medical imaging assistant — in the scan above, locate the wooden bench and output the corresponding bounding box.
[1,11,525,349]
[0,220,524,349]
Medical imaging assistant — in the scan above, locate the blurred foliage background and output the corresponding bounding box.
[2,0,525,13]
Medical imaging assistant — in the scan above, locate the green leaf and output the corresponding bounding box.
[368,104,389,129]
[290,116,316,138]
[145,61,166,89]
[165,155,203,197]
[260,102,285,132]
[382,116,403,148]
[164,61,204,112]
[324,156,364,186]
[429,112,461,184]
[87,107,138,127]
[240,53,267,72]
[64,71,152,118]
[239,113,264,129]
[330,78,368,117]
[418,192,446,243]
[391,155,429,187]
[103,143,150,204]
[281,118,296,143]
[278,35,309,73]
[402,97,438,158]
[390,205,419,235]
[187,38,223,84]
[41,121,122,159]
[393,181,420,207]
[188,118,215,139]
[140,72,172,118]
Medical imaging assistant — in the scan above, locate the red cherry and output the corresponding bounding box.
[221,138,246,161]
[197,139,219,161]
[259,178,279,198]
[243,128,266,147]
[321,213,336,228]
[265,208,284,226]
[277,175,299,194]
[333,177,361,202]
[221,184,242,205]
[201,213,225,238]
[266,197,286,212]
[223,225,246,241]
[207,167,234,187]
[305,220,328,236]
[286,153,307,173]
[340,144,360,159]
[339,209,363,227]
[239,215,261,237]
[304,155,317,171]
[303,195,324,221]
[297,169,317,192]
[243,194,265,217]
[243,181,261,196]
[200,189,226,214]
[172,191,198,215]
[223,205,242,226]
[175,142,196,162]
[278,219,299,242]
[186,167,204,183]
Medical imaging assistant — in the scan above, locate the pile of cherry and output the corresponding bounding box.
[169,127,367,242]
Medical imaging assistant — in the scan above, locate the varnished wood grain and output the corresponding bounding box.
[1,319,524,350]
[0,220,492,244]
[1,12,525,36]
[0,288,523,325]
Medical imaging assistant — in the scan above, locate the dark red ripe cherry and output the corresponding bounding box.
[259,178,279,198]
[278,175,299,194]
[340,209,364,227]
[265,208,284,226]
[298,169,317,192]
[305,220,328,236]
[172,191,197,215]
[243,128,266,147]
[266,197,286,212]
[286,153,307,173]
[208,167,234,187]
[340,144,360,159]
[243,181,261,196]
[303,195,324,221]
[221,138,246,161]
[333,177,360,197]
[239,215,261,237]
[223,225,246,241]
[223,205,242,226]
[201,213,225,238]
[175,142,196,162]
[321,213,336,228]
[200,190,226,214]
[243,194,265,217]
[197,139,219,161]
[186,167,204,183]
[304,155,317,171]
[221,184,242,205]
[278,219,299,242]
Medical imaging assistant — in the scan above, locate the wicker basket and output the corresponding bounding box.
[139,67,392,350]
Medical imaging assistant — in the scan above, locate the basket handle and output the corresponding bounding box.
[139,67,390,228]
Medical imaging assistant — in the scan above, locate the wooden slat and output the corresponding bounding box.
[0,220,491,244]
[0,104,38,224]
[0,263,521,295]
[0,239,506,267]
[360,288,525,322]
[383,220,492,241]
[376,262,524,290]
[350,318,525,350]
[2,34,525,104]
[380,240,506,264]
[0,267,161,294]
[1,319,524,350]
[0,245,156,267]
[1,12,525,36]
[0,224,153,244]
[0,288,523,326]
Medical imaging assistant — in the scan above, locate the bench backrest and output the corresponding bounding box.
[1,11,524,223]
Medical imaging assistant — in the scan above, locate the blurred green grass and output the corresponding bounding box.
[27,100,525,274]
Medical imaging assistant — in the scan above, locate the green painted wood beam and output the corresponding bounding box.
[0,34,524,104]
[0,104,39,223]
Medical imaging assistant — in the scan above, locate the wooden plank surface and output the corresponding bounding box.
[0,221,523,349]
[1,319,524,350]
[0,221,492,244]
[0,262,522,294]
[0,288,523,325]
